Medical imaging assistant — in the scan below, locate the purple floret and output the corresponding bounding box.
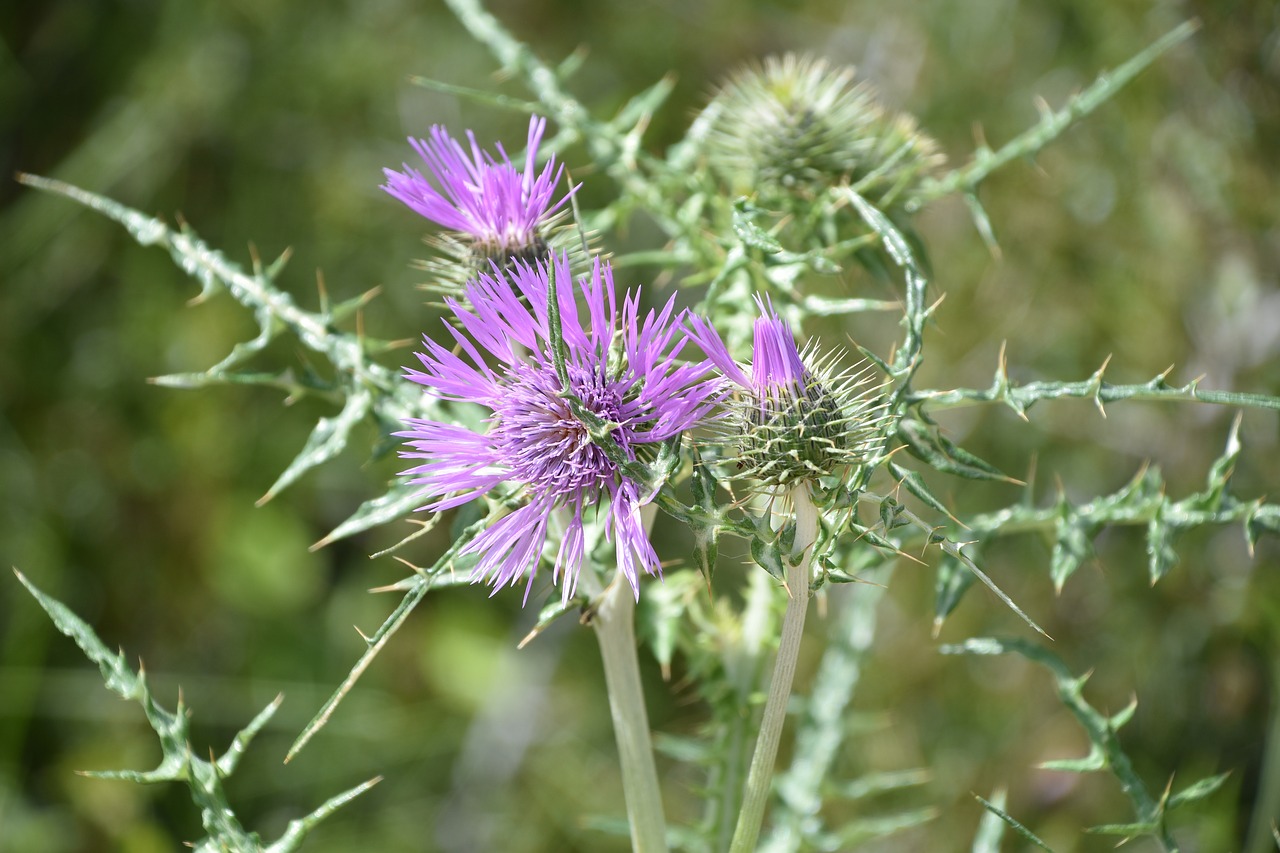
[685,295,808,401]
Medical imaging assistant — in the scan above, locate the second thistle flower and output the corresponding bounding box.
[382,115,576,286]
[686,297,887,490]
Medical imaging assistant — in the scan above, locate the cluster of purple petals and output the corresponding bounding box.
[382,115,573,251]
[398,254,723,602]
[684,295,808,404]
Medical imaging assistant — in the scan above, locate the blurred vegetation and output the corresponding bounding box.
[2,0,1278,851]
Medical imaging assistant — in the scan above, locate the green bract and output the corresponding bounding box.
[702,54,944,213]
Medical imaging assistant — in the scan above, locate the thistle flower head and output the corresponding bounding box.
[703,54,943,210]
[382,115,575,272]
[398,254,721,603]
[686,296,887,489]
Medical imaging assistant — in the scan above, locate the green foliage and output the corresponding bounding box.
[944,637,1234,851]
[911,21,1201,209]
[14,571,376,853]
[923,417,1280,624]
[897,416,1014,482]
[972,793,1055,852]
[14,174,435,549]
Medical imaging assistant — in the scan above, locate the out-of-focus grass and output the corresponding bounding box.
[1,0,1276,850]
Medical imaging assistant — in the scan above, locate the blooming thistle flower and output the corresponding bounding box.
[382,115,576,284]
[398,253,722,603]
[685,296,888,490]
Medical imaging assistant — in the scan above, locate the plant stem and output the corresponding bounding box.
[909,20,1198,207]
[710,568,776,850]
[760,564,892,853]
[730,484,820,853]
[592,575,668,852]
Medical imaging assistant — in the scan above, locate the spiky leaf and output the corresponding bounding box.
[897,418,1013,482]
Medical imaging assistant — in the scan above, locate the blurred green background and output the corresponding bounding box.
[1,0,1277,850]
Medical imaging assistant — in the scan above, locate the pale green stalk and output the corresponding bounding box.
[593,580,667,852]
[730,485,820,853]
[712,569,776,851]
[587,503,667,853]
[761,564,892,853]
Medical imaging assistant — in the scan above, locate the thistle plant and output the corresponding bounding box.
[12,3,1280,852]
[682,297,890,851]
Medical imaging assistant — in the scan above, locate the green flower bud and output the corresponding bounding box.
[703,54,944,212]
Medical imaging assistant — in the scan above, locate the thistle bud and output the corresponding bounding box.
[702,54,944,212]
[686,297,888,490]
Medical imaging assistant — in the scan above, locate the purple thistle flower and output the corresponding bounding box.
[685,296,887,487]
[398,254,721,603]
[382,115,574,254]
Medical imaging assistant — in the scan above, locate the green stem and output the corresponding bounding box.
[709,568,776,850]
[760,564,892,853]
[442,0,681,233]
[944,638,1178,850]
[909,20,1198,207]
[906,367,1280,415]
[592,576,668,852]
[730,485,820,853]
